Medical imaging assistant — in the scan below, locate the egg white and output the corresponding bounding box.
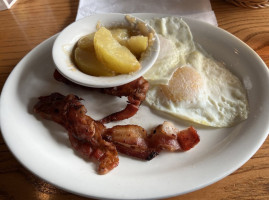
[144,17,195,85]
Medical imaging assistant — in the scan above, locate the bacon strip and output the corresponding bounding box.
[103,125,159,160]
[148,121,200,152]
[53,70,149,123]
[34,92,119,174]
[103,121,200,160]
[34,93,200,174]
[177,126,200,151]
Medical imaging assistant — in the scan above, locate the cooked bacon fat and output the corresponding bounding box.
[103,125,158,160]
[149,121,200,152]
[148,121,181,151]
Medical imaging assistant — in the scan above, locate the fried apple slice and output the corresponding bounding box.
[74,47,115,76]
[127,35,148,57]
[74,33,115,76]
[94,27,141,74]
[110,28,130,46]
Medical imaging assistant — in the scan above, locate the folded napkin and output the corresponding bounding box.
[76,0,218,26]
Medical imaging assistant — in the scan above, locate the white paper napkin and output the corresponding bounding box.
[76,0,218,26]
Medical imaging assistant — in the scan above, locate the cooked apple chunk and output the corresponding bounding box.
[74,33,115,76]
[94,27,141,74]
[77,33,95,50]
[127,35,148,57]
[74,48,115,76]
[110,28,130,46]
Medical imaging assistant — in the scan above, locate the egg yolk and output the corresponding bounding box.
[161,66,204,102]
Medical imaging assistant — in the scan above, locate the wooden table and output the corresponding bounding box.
[0,0,268,199]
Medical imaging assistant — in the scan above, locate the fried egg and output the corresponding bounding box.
[143,17,249,127]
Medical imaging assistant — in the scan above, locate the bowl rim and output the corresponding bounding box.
[52,13,160,88]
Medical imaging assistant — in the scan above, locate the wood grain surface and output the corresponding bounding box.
[0,0,268,199]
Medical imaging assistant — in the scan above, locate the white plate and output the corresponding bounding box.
[1,14,269,200]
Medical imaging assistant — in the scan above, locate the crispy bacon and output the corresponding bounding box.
[177,126,200,151]
[148,121,181,151]
[103,121,200,160]
[34,93,200,174]
[99,76,149,123]
[103,125,158,160]
[53,70,149,123]
[148,121,200,152]
[34,93,119,175]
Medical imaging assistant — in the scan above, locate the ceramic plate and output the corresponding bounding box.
[1,14,269,199]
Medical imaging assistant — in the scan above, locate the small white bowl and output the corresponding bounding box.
[52,13,160,88]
